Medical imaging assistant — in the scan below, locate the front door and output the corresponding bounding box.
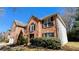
[30,34,34,39]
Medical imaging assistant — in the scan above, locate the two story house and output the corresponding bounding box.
[10,14,68,45]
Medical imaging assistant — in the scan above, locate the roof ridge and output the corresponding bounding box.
[41,13,58,20]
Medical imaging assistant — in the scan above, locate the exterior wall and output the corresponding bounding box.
[56,18,68,45]
[42,27,57,37]
[10,23,24,44]
[26,18,39,38]
[11,23,16,32]
[26,17,57,39]
[42,16,57,37]
[37,21,42,37]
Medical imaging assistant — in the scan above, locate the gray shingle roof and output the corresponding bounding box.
[14,20,27,27]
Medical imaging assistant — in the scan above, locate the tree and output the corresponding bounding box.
[73,8,79,28]
[75,8,79,21]
[67,8,79,41]
[63,7,77,31]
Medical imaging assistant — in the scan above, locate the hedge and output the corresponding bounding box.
[30,37,61,50]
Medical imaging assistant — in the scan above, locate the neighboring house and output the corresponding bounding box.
[10,14,68,45]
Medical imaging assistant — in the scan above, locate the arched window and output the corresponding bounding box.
[30,23,36,32]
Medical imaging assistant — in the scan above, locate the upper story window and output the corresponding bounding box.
[42,17,54,28]
[30,23,36,32]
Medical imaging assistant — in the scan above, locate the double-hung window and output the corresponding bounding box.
[43,32,54,37]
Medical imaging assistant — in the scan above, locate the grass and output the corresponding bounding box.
[62,42,79,51]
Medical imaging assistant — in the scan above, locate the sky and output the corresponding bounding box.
[0,7,65,32]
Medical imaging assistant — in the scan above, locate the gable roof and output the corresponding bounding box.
[42,13,57,20]
[27,16,41,25]
[14,20,26,28]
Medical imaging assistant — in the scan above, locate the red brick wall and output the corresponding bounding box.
[26,18,39,38]
[25,16,57,38]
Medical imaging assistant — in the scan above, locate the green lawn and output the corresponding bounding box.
[62,42,79,51]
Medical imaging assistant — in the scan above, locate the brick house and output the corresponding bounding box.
[10,14,68,45]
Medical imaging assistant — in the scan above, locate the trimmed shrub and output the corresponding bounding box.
[18,36,28,45]
[30,37,61,50]
[30,38,42,47]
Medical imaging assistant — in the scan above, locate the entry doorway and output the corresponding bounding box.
[30,34,34,39]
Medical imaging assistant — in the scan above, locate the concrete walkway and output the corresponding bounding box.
[0,36,15,49]
[0,42,7,49]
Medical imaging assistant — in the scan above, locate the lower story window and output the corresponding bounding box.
[43,32,54,37]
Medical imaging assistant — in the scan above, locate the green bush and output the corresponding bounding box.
[30,37,61,50]
[18,36,28,45]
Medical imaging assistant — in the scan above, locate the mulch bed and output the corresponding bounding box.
[0,45,62,51]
